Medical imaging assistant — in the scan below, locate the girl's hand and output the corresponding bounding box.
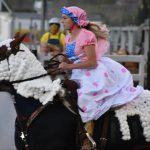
[59,62,70,69]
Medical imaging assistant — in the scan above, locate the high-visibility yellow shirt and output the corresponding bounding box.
[40,32,65,47]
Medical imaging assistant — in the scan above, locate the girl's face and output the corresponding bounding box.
[61,14,74,30]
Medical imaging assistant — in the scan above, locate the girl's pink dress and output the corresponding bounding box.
[65,28,143,123]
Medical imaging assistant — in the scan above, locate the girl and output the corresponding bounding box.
[59,6,143,149]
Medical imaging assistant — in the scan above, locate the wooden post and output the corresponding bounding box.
[41,0,46,36]
[147,20,150,89]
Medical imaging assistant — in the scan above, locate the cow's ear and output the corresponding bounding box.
[10,33,27,49]
[13,32,21,39]
[16,33,27,44]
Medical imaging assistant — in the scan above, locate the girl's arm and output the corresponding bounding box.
[59,44,97,70]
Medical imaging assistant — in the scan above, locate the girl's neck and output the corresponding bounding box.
[69,25,81,42]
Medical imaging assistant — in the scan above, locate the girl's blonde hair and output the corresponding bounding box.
[84,22,109,40]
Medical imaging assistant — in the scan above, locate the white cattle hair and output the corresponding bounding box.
[0,41,64,105]
[115,90,150,141]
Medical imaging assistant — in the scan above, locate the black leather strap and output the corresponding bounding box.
[99,111,110,150]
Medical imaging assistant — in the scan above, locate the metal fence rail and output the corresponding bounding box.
[106,55,145,86]
[105,25,149,87]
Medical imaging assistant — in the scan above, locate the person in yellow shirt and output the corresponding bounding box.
[40,17,65,56]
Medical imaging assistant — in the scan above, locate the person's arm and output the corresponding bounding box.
[47,44,60,52]
[40,33,50,54]
[59,44,97,70]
